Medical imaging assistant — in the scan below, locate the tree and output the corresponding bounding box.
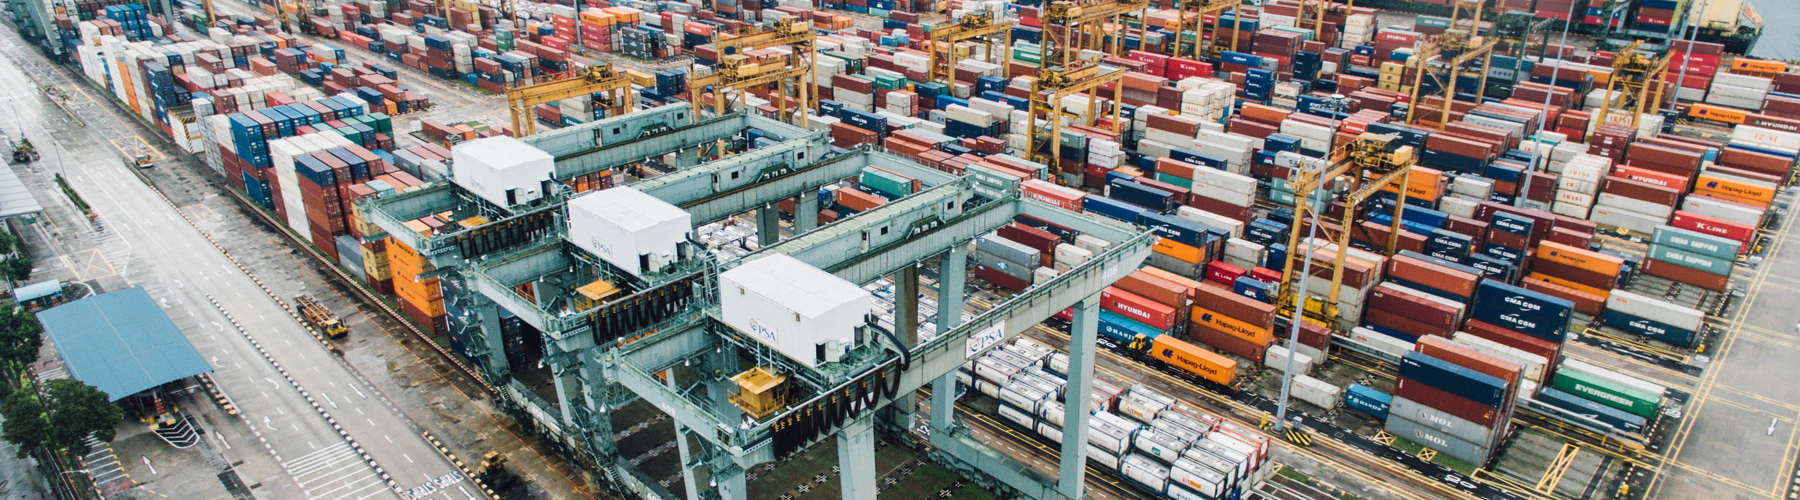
[0,389,47,458]
[0,257,30,282]
[42,379,121,456]
[0,303,43,369]
[0,230,17,256]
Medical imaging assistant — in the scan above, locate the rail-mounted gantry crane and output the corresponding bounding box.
[686,17,819,128]
[1169,0,1244,61]
[1403,0,1500,129]
[1594,40,1673,130]
[506,63,636,137]
[925,12,1013,87]
[1275,133,1414,325]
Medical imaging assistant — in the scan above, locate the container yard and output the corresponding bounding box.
[4,0,1800,497]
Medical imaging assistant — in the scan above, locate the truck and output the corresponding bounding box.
[294,295,348,340]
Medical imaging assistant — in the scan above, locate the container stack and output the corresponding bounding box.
[1551,359,1666,427]
[1642,223,1737,292]
[975,232,1041,292]
[1550,153,1608,219]
[1189,279,1277,363]
[1603,288,1706,348]
[388,233,446,334]
[1390,336,1525,467]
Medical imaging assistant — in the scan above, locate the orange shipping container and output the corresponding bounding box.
[1693,173,1776,207]
[1190,304,1274,345]
[1154,237,1205,264]
[1534,241,1624,277]
[1149,335,1237,386]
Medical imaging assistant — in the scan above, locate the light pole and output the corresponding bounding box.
[1517,0,1581,208]
[1667,0,1709,114]
[1275,94,1348,432]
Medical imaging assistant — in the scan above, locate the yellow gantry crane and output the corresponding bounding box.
[1275,133,1414,325]
[1170,0,1244,61]
[1403,0,1499,129]
[1594,40,1672,130]
[686,17,818,127]
[1026,62,1124,177]
[1039,0,1152,65]
[926,12,1013,87]
[507,63,636,137]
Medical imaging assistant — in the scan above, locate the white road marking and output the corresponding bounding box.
[404,453,414,463]
[215,432,230,450]
[263,417,277,431]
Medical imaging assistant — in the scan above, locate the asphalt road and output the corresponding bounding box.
[0,25,473,500]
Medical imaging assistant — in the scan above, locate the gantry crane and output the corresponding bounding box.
[1491,10,1553,97]
[1403,0,1499,129]
[925,12,1013,87]
[1594,40,1673,130]
[507,63,636,137]
[1039,0,1152,66]
[687,17,818,127]
[1026,62,1124,179]
[1275,133,1414,325]
[1170,0,1244,61]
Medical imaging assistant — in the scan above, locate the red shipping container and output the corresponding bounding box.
[1206,260,1246,285]
[1193,281,1276,327]
[1364,307,1453,339]
[1669,211,1753,252]
[1021,179,1084,211]
[1641,257,1730,291]
[1394,376,1499,427]
[1387,253,1479,298]
[1117,271,1189,309]
[1416,336,1523,392]
[976,264,1031,292]
[1189,321,1268,362]
[1612,165,1691,192]
[1462,319,1563,374]
[1102,286,1178,330]
[1368,283,1460,330]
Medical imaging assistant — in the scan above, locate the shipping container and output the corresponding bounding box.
[1149,335,1238,386]
[1552,365,1662,419]
[1399,351,1508,408]
[1385,412,1494,466]
[1345,383,1393,419]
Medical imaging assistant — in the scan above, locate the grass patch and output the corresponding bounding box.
[1276,465,1311,483]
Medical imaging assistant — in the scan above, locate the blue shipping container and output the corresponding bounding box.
[1473,279,1574,325]
[1098,310,1163,345]
[1399,351,1507,408]
[1601,309,1697,348]
[1537,387,1648,436]
[1084,195,1147,223]
[1345,384,1392,420]
[1137,211,1211,247]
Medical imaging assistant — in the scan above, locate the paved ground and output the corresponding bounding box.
[1649,190,1800,500]
[0,20,591,500]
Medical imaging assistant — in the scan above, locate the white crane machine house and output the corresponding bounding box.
[451,136,556,207]
[720,254,876,368]
[567,186,694,278]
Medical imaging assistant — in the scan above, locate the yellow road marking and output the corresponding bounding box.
[1652,190,1797,498]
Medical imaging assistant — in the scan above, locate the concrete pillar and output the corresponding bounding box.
[836,416,878,500]
[796,191,820,233]
[885,264,921,430]
[579,350,617,459]
[1057,294,1101,500]
[713,465,748,500]
[757,204,780,246]
[476,303,510,376]
[667,371,701,500]
[931,242,968,431]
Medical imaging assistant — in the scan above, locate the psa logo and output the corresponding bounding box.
[748,318,778,342]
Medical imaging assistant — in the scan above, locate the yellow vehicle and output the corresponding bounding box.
[294,295,348,340]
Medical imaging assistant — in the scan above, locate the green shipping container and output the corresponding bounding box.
[1155,172,1193,189]
[1648,245,1733,276]
[1651,226,1738,261]
[366,112,394,134]
[859,169,916,198]
[1552,369,1661,419]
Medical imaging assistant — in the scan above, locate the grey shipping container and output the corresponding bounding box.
[978,234,1041,268]
[976,250,1036,281]
[1390,396,1498,446]
[1651,225,1740,261]
[1385,413,1494,466]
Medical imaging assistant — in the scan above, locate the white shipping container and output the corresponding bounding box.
[1176,206,1245,237]
[1037,399,1066,428]
[1035,421,1064,444]
[1171,460,1229,498]
[1589,201,1669,234]
[1180,449,1239,486]
[1088,416,1136,455]
[719,254,874,368]
[451,136,556,208]
[1605,289,1706,333]
[999,382,1050,414]
[1119,392,1172,423]
[1263,345,1314,375]
[1290,374,1342,410]
[1134,428,1188,464]
[1346,327,1416,362]
[567,186,693,277]
[998,403,1035,429]
[1088,444,1123,470]
[1440,195,1480,219]
[1561,358,1669,400]
[1122,454,1172,492]
[1188,440,1250,478]
[1732,124,1800,152]
[1451,333,1548,382]
[1713,72,1773,92]
[1682,195,1765,227]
